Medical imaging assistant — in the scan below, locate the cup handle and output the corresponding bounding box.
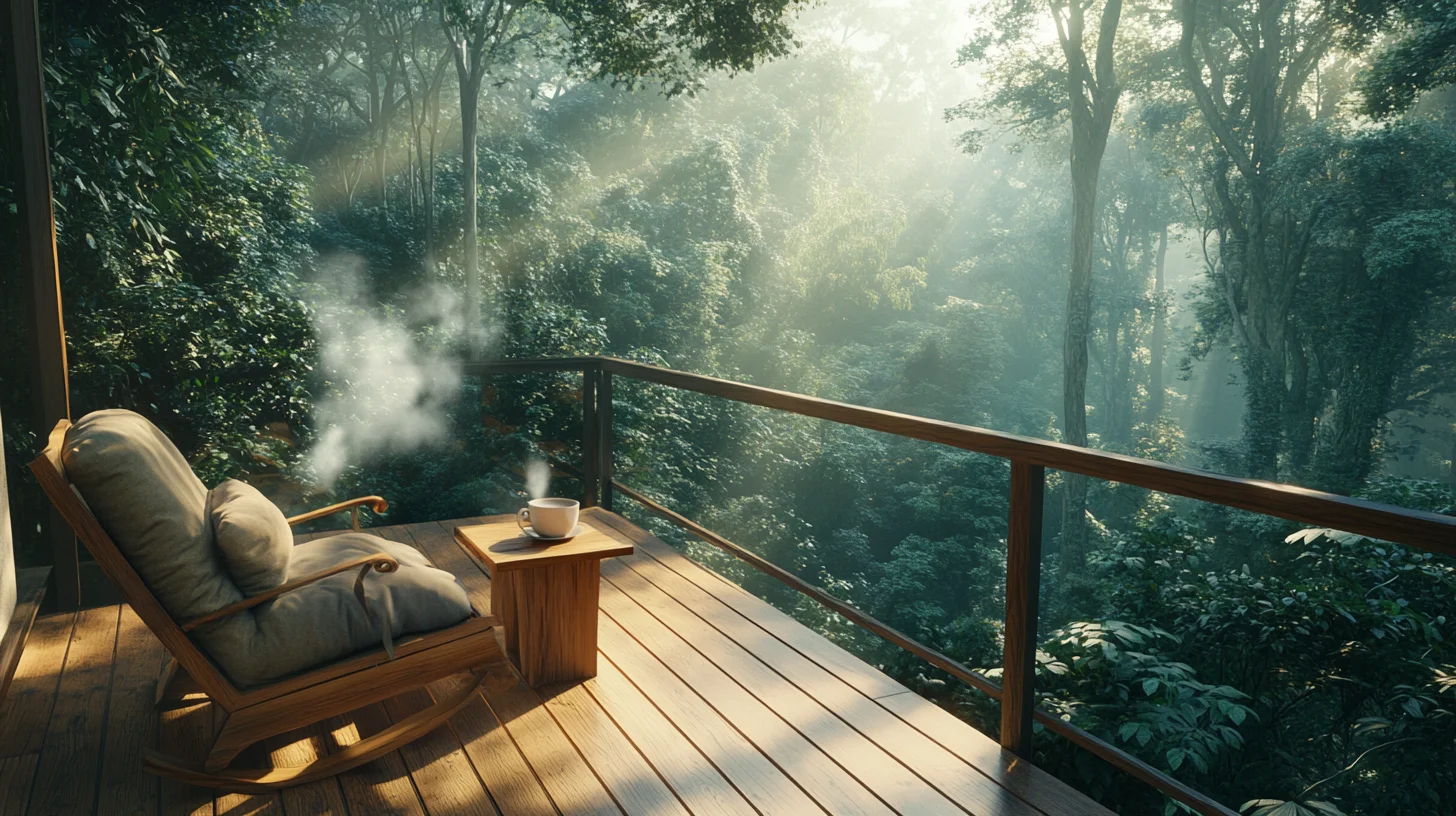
[517,508,531,533]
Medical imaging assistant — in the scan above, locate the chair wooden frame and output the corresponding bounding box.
[30,419,504,792]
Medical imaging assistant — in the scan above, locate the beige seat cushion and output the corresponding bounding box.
[208,480,292,596]
[212,533,473,687]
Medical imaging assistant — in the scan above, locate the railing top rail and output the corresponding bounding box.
[461,356,1456,556]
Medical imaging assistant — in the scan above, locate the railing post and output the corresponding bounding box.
[598,371,614,512]
[4,0,78,611]
[1002,461,1045,758]
[582,366,599,507]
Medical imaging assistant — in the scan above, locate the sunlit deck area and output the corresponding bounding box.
[0,508,1108,816]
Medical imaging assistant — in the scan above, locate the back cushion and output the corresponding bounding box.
[62,410,243,621]
[208,480,292,596]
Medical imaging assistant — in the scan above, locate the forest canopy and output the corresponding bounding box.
[2,0,1455,813]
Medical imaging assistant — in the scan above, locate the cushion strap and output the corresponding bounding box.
[352,563,396,659]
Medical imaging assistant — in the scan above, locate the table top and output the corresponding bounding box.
[455,513,635,572]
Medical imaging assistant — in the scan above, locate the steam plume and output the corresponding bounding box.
[306,254,473,489]
[525,458,551,500]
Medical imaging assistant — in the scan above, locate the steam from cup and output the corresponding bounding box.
[525,458,551,500]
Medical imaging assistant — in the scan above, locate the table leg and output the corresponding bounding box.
[492,569,520,659]
[512,560,601,686]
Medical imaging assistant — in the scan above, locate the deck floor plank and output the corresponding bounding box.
[582,659,757,816]
[430,671,561,816]
[158,701,215,816]
[598,581,892,816]
[382,688,501,816]
[96,606,164,816]
[601,561,969,816]
[606,512,1116,816]
[0,613,75,758]
[26,605,120,816]
[328,704,428,816]
[611,546,1056,816]
[1,513,1112,816]
[597,615,826,816]
[262,724,351,816]
[539,680,690,816]
[0,755,39,816]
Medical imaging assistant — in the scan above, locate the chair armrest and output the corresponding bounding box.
[180,555,399,632]
[286,496,388,530]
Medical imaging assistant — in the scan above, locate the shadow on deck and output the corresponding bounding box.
[0,509,1109,815]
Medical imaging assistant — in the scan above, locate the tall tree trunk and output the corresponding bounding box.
[1060,159,1100,572]
[1052,0,1123,577]
[459,81,480,346]
[1146,226,1169,422]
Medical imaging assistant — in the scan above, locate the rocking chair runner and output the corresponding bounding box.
[30,415,505,792]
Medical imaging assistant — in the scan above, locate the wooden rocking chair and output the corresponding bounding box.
[31,419,504,792]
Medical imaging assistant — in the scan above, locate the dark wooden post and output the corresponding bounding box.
[2,0,78,610]
[598,372,614,512]
[582,366,599,507]
[1001,461,1045,757]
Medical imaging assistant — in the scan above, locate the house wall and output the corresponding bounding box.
[0,406,15,644]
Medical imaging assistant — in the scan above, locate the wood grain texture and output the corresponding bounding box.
[261,723,351,816]
[0,567,48,708]
[602,561,963,816]
[478,662,622,816]
[158,705,214,815]
[0,612,72,758]
[508,560,600,686]
[400,522,571,815]
[540,680,690,816]
[457,519,633,571]
[382,686,500,816]
[611,549,1046,816]
[0,754,38,816]
[597,615,826,816]
[1001,463,1044,758]
[329,704,428,816]
[25,605,119,816]
[584,658,756,816]
[598,579,894,816]
[202,626,501,769]
[96,606,164,816]
[600,510,1121,816]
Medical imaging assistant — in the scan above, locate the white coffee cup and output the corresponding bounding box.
[517,497,580,538]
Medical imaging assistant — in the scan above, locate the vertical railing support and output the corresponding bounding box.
[598,371,614,512]
[3,0,78,611]
[582,366,599,507]
[1001,461,1045,758]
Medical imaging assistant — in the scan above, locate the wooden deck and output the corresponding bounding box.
[0,508,1111,815]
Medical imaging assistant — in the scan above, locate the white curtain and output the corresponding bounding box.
[0,407,15,643]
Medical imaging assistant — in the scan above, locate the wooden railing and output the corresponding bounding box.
[464,356,1456,816]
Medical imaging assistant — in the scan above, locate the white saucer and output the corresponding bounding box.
[520,523,585,542]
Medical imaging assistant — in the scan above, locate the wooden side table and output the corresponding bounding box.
[454,513,633,686]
